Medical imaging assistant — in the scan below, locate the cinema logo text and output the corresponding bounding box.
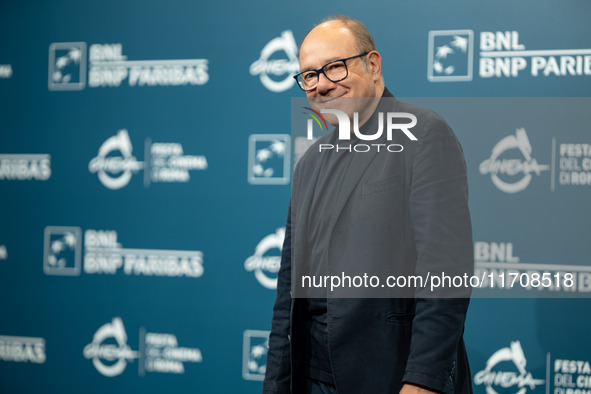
[250,31,300,93]
[84,317,202,377]
[83,317,138,377]
[480,128,549,193]
[245,228,284,290]
[89,129,207,190]
[554,358,591,393]
[474,341,544,394]
[49,42,208,90]
[558,143,591,187]
[89,129,143,190]
[146,140,208,185]
[142,331,202,375]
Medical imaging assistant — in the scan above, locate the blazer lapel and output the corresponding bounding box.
[328,138,379,235]
[293,135,331,252]
[328,92,398,235]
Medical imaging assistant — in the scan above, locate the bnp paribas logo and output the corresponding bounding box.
[247,135,291,185]
[428,30,474,82]
[48,42,87,90]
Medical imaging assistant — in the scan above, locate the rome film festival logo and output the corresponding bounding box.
[248,134,291,185]
[88,129,144,190]
[89,130,207,190]
[83,317,202,377]
[250,30,300,92]
[244,228,285,289]
[83,317,139,377]
[479,128,549,193]
[474,341,544,394]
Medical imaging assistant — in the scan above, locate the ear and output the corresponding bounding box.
[366,51,382,82]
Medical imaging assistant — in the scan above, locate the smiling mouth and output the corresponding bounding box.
[314,95,344,105]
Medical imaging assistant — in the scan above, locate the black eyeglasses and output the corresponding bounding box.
[293,52,368,91]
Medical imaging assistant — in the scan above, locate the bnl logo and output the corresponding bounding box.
[43,226,82,276]
[248,135,291,185]
[48,42,87,90]
[242,330,269,381]
[428,30,474,82]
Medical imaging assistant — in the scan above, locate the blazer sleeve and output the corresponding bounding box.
[262,202,293,394]
[402,113,473,393]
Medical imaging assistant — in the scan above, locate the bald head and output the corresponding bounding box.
[299,20,360,71]
[298,17,384,100]
[300,16,377,56]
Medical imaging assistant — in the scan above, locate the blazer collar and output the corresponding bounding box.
[328,88,398,234]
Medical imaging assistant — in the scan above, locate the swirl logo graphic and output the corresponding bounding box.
[89,129,144,190]
[250,31,300,93]
[480,128,549,193]
[474,341,544,394]
[244,228,285,289]
[83,317,138,377]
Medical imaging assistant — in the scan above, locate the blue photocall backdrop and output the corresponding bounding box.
[0,0,590,393]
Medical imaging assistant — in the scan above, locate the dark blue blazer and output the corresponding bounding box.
[264,90,473,394]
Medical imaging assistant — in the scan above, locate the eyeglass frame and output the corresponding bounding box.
[293,52,369,91]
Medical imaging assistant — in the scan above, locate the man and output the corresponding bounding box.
[264,15,473,394]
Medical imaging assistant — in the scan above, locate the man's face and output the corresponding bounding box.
[299,21,380,125]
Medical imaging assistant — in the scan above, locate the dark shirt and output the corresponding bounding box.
[305,135,358,384]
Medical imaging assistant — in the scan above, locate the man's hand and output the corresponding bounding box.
[399,383,439,394]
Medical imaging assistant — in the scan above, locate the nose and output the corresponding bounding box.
[315,71,335,95]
